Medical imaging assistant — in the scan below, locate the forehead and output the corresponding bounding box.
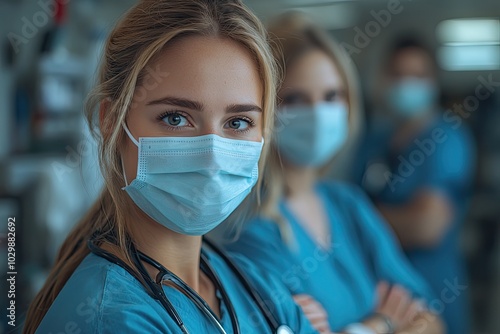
[282,49,344,89]
[391,47,434,75]
[139,35,263,106]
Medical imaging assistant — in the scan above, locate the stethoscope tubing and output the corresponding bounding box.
[87,235,290,334]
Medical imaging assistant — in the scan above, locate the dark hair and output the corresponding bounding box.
[385,35,436,71]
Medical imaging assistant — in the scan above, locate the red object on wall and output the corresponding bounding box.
[54,1,67,25]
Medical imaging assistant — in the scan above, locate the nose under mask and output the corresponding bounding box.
[121,123,263,235]
[274,102,349,167]
[387,78,438,117]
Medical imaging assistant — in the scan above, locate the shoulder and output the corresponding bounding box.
[426,117,476,174]
[220,218,305,292]
[209,250,315,333]
[430,116,474,152]
[222,215,289,263]
[231,214,283,245]
[36,253,168,333]
[364,117,394,138]
[319,180,387,233]
[222,251,270,281]
[228,252,290,299]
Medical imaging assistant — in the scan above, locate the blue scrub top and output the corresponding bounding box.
[35,249,317,333]
[352,115,475,334]
[224,181,434,331]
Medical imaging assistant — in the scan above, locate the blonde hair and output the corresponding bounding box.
[23,1,278,332]
[260,11,363,233]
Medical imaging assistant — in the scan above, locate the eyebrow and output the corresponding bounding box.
[147,97,204,111]
[146,96,262,113]
[226,103,262,113]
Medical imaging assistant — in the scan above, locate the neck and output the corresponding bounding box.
[404,110,433,128]
[127,206,203,291]
[392,111,434,150]
[284,163,318,199]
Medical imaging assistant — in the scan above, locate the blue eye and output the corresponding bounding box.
[162,113,189,127]
[226,118,251,131]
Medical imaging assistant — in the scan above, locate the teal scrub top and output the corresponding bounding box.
[352,115,475,334]
[34,249,317,334]
[224,182,435,331]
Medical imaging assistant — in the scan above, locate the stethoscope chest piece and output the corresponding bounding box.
[276,325,294,334]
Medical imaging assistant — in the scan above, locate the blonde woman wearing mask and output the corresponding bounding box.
[23,1,316,333]
[223,12,444,334]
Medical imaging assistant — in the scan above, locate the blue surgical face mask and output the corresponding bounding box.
[387,78,437,117]
[275,102,349,167]
[121,123,263,236]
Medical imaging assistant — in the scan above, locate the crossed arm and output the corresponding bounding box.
[294,282,444,334]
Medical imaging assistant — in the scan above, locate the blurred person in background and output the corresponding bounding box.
[221,12,444,334]
[23,1,316,333]
[353,37,476,334]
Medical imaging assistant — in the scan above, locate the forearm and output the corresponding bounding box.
[377,204,418,247]
[376,192,452,248]
[340,312,444,334]
[396,311,444,334]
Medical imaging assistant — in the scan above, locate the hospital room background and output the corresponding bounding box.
[0,0,499,333]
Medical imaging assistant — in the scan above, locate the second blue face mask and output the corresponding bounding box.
[387,78,438,117]
[121,124,263,236]
[275,102,349,167]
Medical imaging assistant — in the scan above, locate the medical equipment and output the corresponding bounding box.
[88,233,294,334]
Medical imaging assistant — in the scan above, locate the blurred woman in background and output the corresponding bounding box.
[354,37,475,334]
[222,12,444,334]
[23,1,316,333]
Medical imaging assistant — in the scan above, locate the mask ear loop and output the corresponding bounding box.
[122,122,140,146]
[121,122,140,188]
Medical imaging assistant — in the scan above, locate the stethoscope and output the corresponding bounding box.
[88,234,294,334]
